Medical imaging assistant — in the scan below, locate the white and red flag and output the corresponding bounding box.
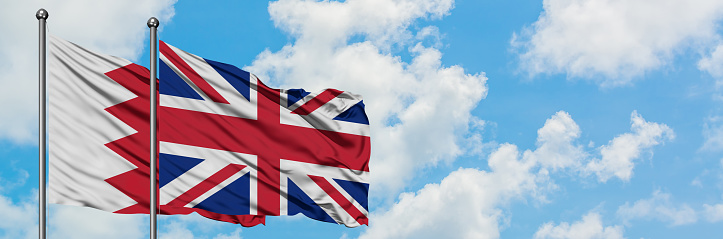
[48,34,371,227]
[158,41,371,227]
[47,34,264,226]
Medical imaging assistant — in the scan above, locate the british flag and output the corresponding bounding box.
[156,41,371,227]
[48,33,266,227]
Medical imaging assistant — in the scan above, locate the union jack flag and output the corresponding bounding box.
[48,34,266,227]
[156,41,371,227]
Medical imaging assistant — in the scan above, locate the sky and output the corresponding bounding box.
[1,0,723,238]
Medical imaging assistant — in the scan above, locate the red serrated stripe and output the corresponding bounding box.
[103,64,264,227]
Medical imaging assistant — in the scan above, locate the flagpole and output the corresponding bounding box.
[36,8,48,239]
[147,17,159,239]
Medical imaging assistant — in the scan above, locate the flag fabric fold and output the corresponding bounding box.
[158,41,371,227]
[47,33,369,228]
[47,34,264,227]
[49,34,143,212]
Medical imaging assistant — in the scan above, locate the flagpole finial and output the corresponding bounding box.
[147,17,159,28]
[36,8,48,20]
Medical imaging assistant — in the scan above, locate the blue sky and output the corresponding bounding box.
[2,0,723,238]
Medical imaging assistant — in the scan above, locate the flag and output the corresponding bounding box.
[158,41,371,227]
[47,34,264,226]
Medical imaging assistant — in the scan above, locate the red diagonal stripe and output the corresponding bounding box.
[159,41,230,104]
[105,64,266,226]
[291,89,343,115]
[166,164,246,207]
[308,175,368,226]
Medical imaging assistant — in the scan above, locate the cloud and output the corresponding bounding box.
[358,145,538,239]
[0,167,29,192]
[0,187,244,239]
[213,228,243,239]
[526,111,586,172]
[533,212,625,239]
[248,0,487,195]
[0,0,176,144]
[357,112,582,239]
[512,0,723,86]
[616,190,697,226]
[529,110,673,183]
[703,203,723,222]
[699,43,723,85]
[0,186,149,239]
[49,205,146,239]
[0,176,152,239]
[0,191,37,239]
[357,110,673,238]
[584,111,674,182]
[159,221,195,239]
[701,116,723,152]
[266,0,453,50]
[159,213,244,239]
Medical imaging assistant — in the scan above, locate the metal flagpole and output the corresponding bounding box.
[36,8,48,239]
[147,17,159,239]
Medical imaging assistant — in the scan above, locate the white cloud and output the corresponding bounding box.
[0,192,37,239]
[0,171,159,239]
[513,0,723,86]
[249,0,487,195]
[701,116,723,152]
[357,112,582,239]
[691,177,704,188]
[616,190,697,226]
[358,110,672,238]
[584,111,674,182]
[699,43,723,85]
[0,189,245,239]
[159,220,194,239]
[534,212,625,239]
[213,228,243,239]
[266,0,453,50]
[0,0,176,144]
[0,186,149,239]
[703,204,723,222]
[0,167,29,192]
[358,144,538,239]
[526,111,586,172]
[159,213,244,239]
[49,205,146,239]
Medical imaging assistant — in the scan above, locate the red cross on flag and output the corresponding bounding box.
[48,34,265,226]
[47,33,370,228]
[156,41,371,227]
